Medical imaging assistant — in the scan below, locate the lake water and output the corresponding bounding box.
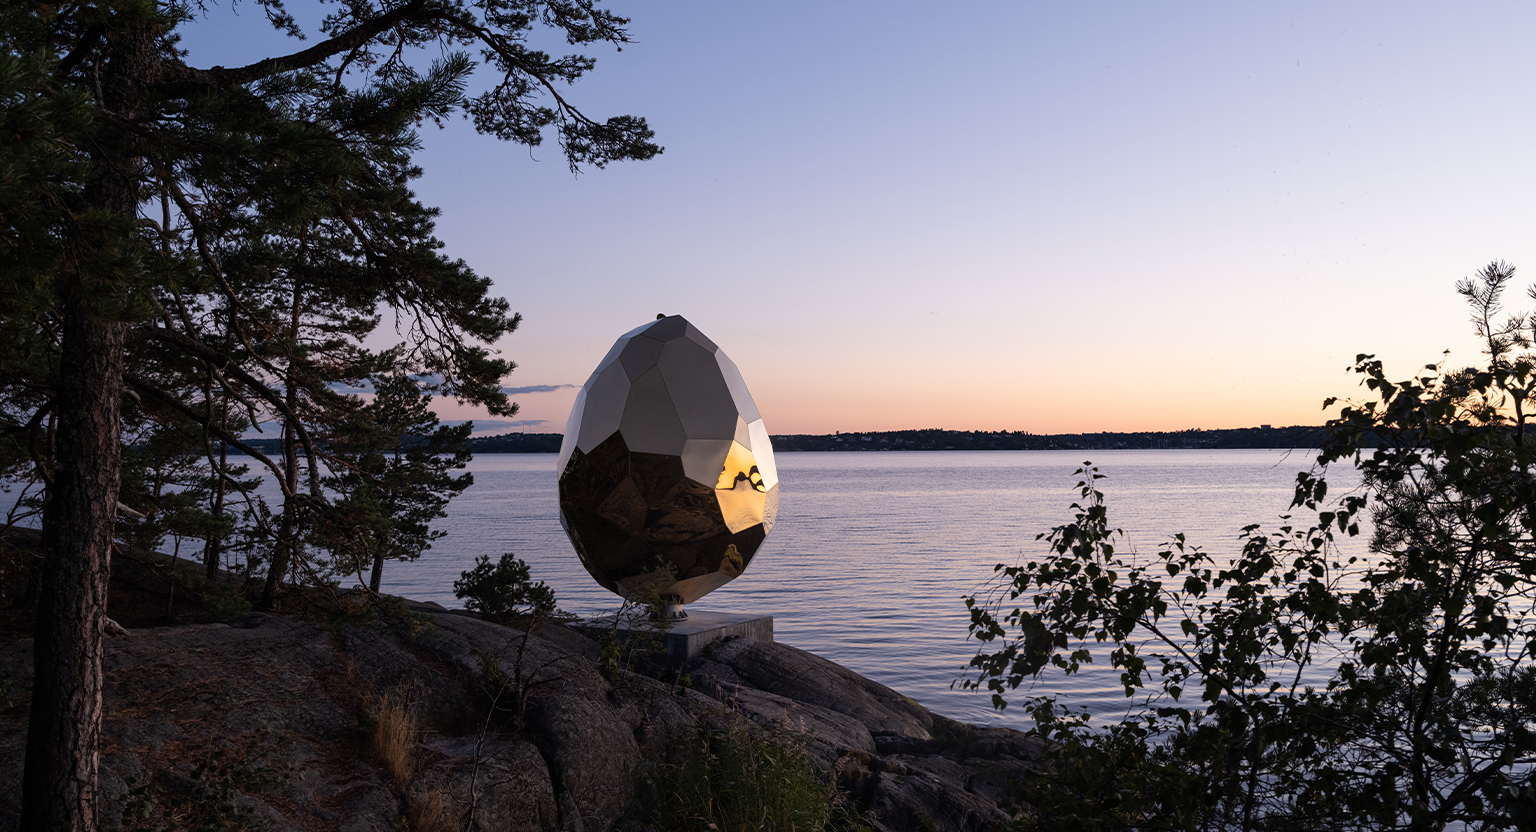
[379,448,1363,730]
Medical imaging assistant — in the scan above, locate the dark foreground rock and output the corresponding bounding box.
[0,604,1043,831]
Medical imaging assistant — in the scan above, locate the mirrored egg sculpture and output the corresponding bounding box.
[557,315,779,608]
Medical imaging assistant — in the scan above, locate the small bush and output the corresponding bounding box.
[452,553,555,624]
[592,565,676,682]
[646,711,867,832]
[194,577,253,620]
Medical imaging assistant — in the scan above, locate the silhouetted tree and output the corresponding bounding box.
[0,0,658,826]
[965,263,1536,830]
[321,370,473,593]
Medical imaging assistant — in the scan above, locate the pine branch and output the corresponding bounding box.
[171,0,439,88]
[141,327,325,498]
[124,372,291,493]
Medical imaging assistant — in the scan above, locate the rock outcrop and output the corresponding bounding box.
[0,603,1043,831]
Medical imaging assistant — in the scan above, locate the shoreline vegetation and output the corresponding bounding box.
[8,267,1531,828]
[0,530,1039,830]
[231,424,1329,456]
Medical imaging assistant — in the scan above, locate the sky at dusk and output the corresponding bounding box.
[184,2,1536,435]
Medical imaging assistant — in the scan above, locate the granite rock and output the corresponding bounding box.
[422,735,559,831]
[0,604,1042,831]
[697,637,934,740]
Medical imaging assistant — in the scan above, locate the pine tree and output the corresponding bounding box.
[0,1,658,827]
[321,370,474,593]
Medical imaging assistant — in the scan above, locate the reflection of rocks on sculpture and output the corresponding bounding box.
[557,315,778,607]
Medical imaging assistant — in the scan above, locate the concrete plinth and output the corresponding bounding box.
[603,611,773,667]
[662,611,773,666]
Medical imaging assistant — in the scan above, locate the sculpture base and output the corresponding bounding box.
[604,610,773,667]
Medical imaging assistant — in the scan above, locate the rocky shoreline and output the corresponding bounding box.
[0,597,1043,831]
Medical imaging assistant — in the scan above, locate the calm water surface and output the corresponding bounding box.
[382,449,1363,730]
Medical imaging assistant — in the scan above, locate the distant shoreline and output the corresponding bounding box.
[765,425,1325,452]
[229,425,1327,455]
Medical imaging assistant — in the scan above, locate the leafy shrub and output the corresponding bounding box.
[644,710,868,832]
[964,264,1536,830]
[452,553,555,624]
[192,576,252,620]
[594,564,676,682]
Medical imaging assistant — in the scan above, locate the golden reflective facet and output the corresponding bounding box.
[714,441,764,491]
[557,316,777,606]
[717,477,768,535]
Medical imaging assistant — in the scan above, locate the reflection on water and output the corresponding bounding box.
[383,448,1362,729]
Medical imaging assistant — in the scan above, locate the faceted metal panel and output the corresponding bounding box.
[763,483,779,534]
[658,339,738,439]
[619,367,688,456]
[683,323,718,353]
[645,315,689,341]
[558,315,777,605]
[592,334,634,375]
[574,364,628,453]
[680,438,734,486]
[717,474,767,534]
[557,386,589,475]
[745,419,779,490]
[714,352,762,424]
[619,334,665,381]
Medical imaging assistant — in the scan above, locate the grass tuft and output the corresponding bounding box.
[371,693,419,786]
[369,691,462,831]
[404,786,456,832]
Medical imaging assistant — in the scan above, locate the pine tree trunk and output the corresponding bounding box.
[261,293,305,610]
[20,18,152,829]
[204,313,233,582]
[370,550,385,593]
[204,431,228,581]
[260,429,300,610]
[21,299,127,830]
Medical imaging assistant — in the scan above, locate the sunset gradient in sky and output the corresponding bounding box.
[186,2,1536,435]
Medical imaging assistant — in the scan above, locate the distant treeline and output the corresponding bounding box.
[769,426,1330,451]
[232,432,564,456]
[233,425,1332,456]
[469,433,563,453]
